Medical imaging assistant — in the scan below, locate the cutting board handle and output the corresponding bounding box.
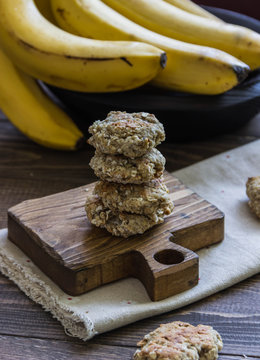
[132,232,199,301]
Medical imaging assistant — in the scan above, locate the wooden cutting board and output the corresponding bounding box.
[7,173,224,301]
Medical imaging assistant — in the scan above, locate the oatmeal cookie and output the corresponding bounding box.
[88,111,165,158]
[94,178,174,222]
[246,176,260,219]
[85,196,160,237]
[89,148,165,184]
[134,321,223,360]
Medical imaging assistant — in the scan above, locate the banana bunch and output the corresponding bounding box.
[103,0,260,69]
[0,0,259,149]
[50,0,252,94]
[0,0,165,93]
[51,0,252,95]
[0,0,164,150]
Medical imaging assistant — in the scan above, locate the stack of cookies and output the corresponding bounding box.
[85,111,174,238]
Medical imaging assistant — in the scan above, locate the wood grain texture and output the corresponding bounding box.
[0,273,260,356]
[2,334,259,360]
[0,113,260,359]
[0,335,136,360]
[8,173,223,300]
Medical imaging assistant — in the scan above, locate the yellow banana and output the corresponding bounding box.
[0,0,165,93]
[0,47,84,150]
[34,0,57,25]
[103,0,260,70]
[163,0,222,21]
[51,0,250,95]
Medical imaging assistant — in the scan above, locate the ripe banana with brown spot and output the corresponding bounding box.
[103,0,260,70]
[0,47,85,150]
[51,0,250,95]
[0,0,165,93]
[34,0,58,25]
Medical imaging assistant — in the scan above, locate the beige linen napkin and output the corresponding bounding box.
[0,140,260,340]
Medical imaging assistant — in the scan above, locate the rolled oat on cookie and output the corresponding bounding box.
[86,111,173,237]
[85,196,161,238]
[88,111,165,158]
[89,148,165,184]
[134,321,223,360]
[94,178,173,222]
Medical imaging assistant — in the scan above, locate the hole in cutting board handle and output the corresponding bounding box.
[153,249,184,265]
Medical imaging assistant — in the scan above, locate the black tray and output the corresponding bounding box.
[47,7,260,141]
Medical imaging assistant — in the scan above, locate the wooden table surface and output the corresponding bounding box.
[0,110,260,360]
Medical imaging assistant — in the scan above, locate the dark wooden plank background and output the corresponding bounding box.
[0,109,260,359]
[195,0,260,19]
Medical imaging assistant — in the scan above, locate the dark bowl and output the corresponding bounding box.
[46,7,260,141]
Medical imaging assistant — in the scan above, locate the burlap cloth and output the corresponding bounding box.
[0,140,259,340]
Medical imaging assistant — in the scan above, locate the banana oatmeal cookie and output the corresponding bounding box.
[134,321,223,360]
[89,148,165,184]
[94,178,174,222]
[85,196,160,237]
[246,176,260,219]
[88,111,165,158]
